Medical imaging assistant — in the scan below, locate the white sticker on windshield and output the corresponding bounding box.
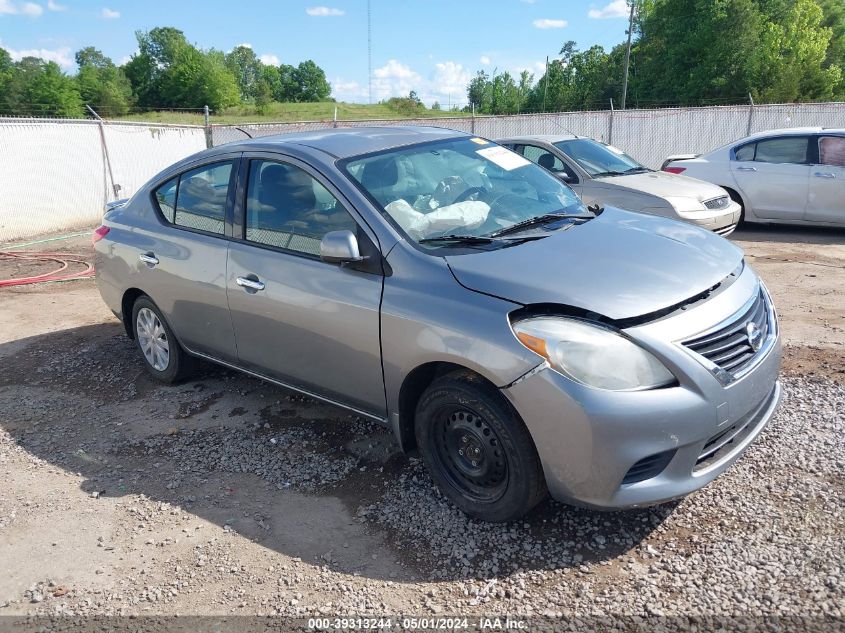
[477,146,531,170]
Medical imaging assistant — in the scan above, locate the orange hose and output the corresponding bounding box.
[0,251,94,287]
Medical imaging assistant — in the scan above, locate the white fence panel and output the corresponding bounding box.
[0,120,206,242]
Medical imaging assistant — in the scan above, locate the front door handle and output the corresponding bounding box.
[736,166,757,172]
[814,171,836,179]
[139,252,159,266]
[236,276,266,292]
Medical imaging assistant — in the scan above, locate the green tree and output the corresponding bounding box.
[225,45,261,101]
[293,60,331,102]
[3,56,83,117]
[276,63,299,101]
[124,27,240,110]
[752,0,842,101]
[75,46,134,116]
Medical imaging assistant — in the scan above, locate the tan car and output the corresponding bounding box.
[499,134,741,236]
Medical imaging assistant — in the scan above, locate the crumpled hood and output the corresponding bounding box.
[445,207,743,321]
[594,170,727,202]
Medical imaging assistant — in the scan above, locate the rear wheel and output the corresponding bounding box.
[131,296,193,383]
[415,371,547,522]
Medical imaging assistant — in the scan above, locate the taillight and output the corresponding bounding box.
[663,166,686,174]
[92,225,110,244]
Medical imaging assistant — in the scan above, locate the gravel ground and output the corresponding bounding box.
[0,228,843,631]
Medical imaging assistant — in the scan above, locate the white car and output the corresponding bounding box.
[662,128,845,227]
[498,134,741,236]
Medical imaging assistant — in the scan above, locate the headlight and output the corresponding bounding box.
[664,196,706,213]
[511,317,675,391]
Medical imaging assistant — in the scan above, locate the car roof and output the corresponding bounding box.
[496,133,583,143]
[204,125,469,159]
[742,127,845,141]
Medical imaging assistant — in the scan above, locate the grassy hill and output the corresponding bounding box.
[117,101,465,125]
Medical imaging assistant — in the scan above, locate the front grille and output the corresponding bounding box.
[683,288,770,376]
[714,223,737,236]
[704,196,730,210]
[694,385,778,471]
[621,449,676,485]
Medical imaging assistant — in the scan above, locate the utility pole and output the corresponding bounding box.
[542,56,549,113]
[620,0,636,110]
[367,0,373,104]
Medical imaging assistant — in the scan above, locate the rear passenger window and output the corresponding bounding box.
[155,177,178,223]
[735,137,809,165]
[734,144,755,162]
[243,160,357,257]
[153,161,233,234]
[819,136,845,166]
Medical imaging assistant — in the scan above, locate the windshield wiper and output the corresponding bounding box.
[489,212,593,238]
[623,167,652,174]
[419,234,496,245]
[592,170,625,178]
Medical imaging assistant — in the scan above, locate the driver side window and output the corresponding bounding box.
[516,145,578,183]
[244,160,357,256]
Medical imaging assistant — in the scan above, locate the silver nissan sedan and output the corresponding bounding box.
[94,126,782,522]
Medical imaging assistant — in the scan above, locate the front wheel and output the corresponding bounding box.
[415,371,547,522]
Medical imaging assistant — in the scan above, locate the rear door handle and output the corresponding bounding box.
[139,252,159,266]
[814,172,836,179]
[236,276,266,292]
[736,166,757,172]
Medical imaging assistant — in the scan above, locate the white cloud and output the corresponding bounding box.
[533,18,567,29]
[588,0,629,19]
[21,1,42,15]
[0,1,44,16]
[259,53,279,65]
[2,40,73,68]
[306,6,344,16]
[119,54,132,65]
[479,55,491,65]
[372,59,421,101]
[331,78,366,102]
[430,61,470,101]
[101,6,119,18]
[47,0,65,10]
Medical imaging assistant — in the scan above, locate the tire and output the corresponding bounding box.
[131,295,193,383]
[415,371,547,522]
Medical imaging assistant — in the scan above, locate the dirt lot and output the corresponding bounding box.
[0,226,842,629]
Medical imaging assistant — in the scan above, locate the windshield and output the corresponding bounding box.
[342,138,587,248]
[553,138,648,177]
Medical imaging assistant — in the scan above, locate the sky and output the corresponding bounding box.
[0,0,633,106]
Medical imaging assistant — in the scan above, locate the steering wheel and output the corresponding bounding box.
[452,186,488,204]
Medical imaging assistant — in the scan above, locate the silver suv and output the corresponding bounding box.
[94,127,782,522]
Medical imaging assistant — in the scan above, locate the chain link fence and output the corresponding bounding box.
[2,102,844,242]
[212,102,845,170]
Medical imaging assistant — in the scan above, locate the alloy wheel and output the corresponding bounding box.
[136,307,170,371]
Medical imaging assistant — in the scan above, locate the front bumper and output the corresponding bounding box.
[678,201,742,236]
[502,268,782,510]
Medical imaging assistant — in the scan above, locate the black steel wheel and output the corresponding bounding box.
[415,370,547,522]
[431,406,509,503]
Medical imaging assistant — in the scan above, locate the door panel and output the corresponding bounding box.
[805,136,845,224]
[731,136,810,220]
[226,243,385,415]
[226,157,385,416]
[141,160,239,361]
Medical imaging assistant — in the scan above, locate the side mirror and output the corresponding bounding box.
[320,230,365,265]
[557,171,574,183]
